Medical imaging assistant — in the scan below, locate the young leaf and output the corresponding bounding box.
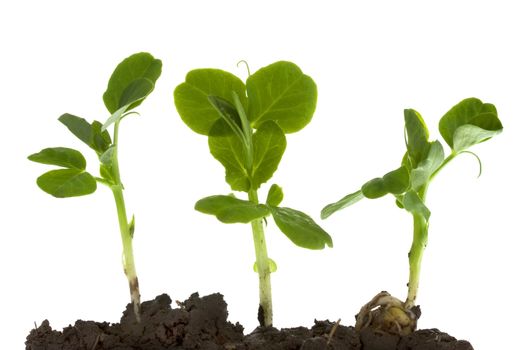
[119,78,155,108]
[103,52,162,114]
[102,78,154,131]
[195,195,270,224]
[59,114,111,155]
[58,113,92,146]
[404,109,430,166]
[251,121,287,189]
[208,134,250,192]
[28,147,86,170]
[321,190,365,219]
[174,69,247,135]
[207,95,244,140]
[402,190,430,221]
[452,124,502,152]
[410,141,444,190]
[383,166,410,194]
[361,166,409,199]
[91,121,112,155]
[439,98,502,152]
[247,61,317,133]
[266,184,284,207]
[36,169,97,198]
[270,207,333,249]
[361,178,388,199]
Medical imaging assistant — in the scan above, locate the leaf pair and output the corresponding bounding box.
[322,98,503,220]
[196,185,333,250]
[174,61,317,192]
[28,147,97,198]
[174,61,317,135]
[29,52,162,198]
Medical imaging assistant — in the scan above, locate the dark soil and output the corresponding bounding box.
[26,293,474,350]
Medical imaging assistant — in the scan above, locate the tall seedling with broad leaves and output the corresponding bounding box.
[28,52,162,322]
[174,61,333,327]
[322,98,502,335]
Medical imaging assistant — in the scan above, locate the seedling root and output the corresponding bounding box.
[355,291,419,336]
[326,318,341,345]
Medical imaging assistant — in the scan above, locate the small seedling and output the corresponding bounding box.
[28,52,162,322]
[322,98,502,334]
[174,61,333,327]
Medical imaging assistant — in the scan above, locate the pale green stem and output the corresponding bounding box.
[233,94,272,325]
[111,119,141,322]
[406,152,458,308]
[248,189,273,327]
[405,209,428,308]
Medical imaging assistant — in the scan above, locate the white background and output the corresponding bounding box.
[1,1,523,349]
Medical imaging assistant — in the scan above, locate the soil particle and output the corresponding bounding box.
[26,293,473,350]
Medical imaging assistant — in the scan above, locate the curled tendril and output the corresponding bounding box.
[237,60,251,76]
[459,150,483,178]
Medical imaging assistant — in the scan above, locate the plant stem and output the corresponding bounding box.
[405,209,428,308]
[111,119,141,322]
[248,189,273,327]
[233,96,272,326]
[406,151,458,308]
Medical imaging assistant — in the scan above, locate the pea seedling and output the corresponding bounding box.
[28,52,162,322]
[322,98,502,334]
[174,61,333,327]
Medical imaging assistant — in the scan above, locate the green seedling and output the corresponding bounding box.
[174,61,333,327]
[28,52,162,322]
[322,98,502,335]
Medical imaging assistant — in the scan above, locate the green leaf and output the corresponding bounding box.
[28,147,86,170]
[410,141,444,190]
[36,169,97,198]
[439,98,502,152]
[251,121,287,189]
[119,77,155,108]
[208,134,250,192]
[452,124,502,152]
[195,195,270,224]
[404,109,430,166]
[402,190,430,221]
[361,166,409,199]
[207,95,243,136]
[102,78,154,131]
[247,61,317,133]
[58,114,111,155]
[103,52,162,114]
[174,69,247,135]
[253,258,277,273]
[270,206,333,249]
[383,166,410,194]
[321,190,364,219]
[91,121,112,155]
[58,113,92,146]
[361,178,387,199]
[266,184,284,207]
